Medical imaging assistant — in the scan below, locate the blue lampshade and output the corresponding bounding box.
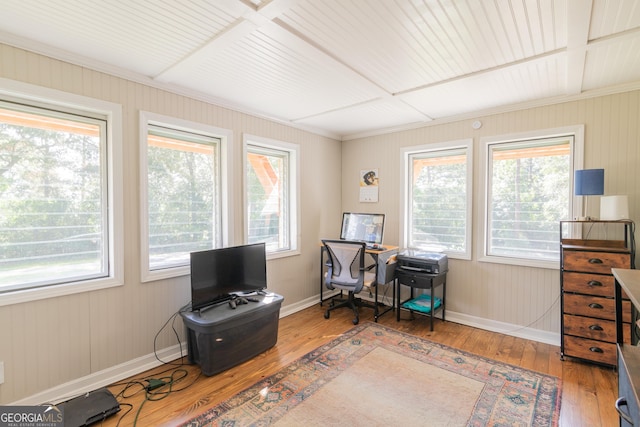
[574,169,604,196]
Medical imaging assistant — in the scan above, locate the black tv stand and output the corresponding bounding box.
[180,292,283,376]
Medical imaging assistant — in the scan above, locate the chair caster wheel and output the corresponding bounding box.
[352,318,359,325]
[324,311,330,319]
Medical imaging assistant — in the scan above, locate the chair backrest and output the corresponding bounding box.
[322,239,367,293]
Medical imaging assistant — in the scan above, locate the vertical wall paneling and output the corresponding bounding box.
[0,44,341,404]
[342,89,640,347]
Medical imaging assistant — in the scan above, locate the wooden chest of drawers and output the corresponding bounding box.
[560,220,635,367]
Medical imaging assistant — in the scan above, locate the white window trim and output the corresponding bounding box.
[478,125,584,269]
[400,138,473,260]
[243,134,300,259]
[139,111,234,282]
[0,78,124,306]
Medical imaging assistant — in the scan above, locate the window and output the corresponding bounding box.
[0,80,123,304]
[480,126,584,268]
[140,112,232,281]
[243,135,299,257]
[401,139,473,259]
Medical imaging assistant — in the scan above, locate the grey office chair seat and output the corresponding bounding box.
[322,239,378,325]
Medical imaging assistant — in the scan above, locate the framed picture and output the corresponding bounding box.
[359,169,379,202]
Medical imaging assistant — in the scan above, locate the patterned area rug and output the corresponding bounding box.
[181,322,561,426]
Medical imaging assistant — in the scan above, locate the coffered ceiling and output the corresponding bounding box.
[1,0,639,139]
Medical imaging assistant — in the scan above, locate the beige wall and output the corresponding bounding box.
[0,44,342,403]
[342,89,640,340]
[1,41,639,404]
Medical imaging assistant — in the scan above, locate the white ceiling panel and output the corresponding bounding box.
[0,0,248,77]
[589,0,640,39]
[164,21,385,121]
[278,0,566,95]
[583,34,640,90]
[0,0,639,138]
[400,54,567,119]
[294,98,430,137]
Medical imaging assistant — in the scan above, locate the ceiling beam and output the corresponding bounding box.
[565,0,593,95]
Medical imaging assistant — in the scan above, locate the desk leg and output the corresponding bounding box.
[616,278,624,344]
[372,282,395,322]
[374,281,379,321]
[396,278,400,322]
[442,277,446,323]
[430,282,434,331]
[392,276,396,313]
[320,247,324,306]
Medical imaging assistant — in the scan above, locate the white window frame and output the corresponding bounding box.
[0,78,123,306]
[243,134,300,259]
[479,125,584,269]
[139,111,233,282]
[400,139,473,260]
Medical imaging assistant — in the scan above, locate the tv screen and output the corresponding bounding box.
[190,243,267,311]
[340,212,385,245]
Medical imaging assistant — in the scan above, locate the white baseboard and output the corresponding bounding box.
[278,294,323,317]
[14,293,559,405]
[12,343,188,405]
[282,293,560,345]
[444,310,561,346]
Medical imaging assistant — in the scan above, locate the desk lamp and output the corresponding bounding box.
[600,195,629,220]
[574,169,604,220]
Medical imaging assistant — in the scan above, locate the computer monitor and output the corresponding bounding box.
[340,212,385,245]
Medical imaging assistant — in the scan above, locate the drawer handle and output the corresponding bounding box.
[589,324,604,331]
[615,397,634,425]
[587,280,603,287]
[588,303,604,309]
[588,258,603,264]
[589,346,604,353]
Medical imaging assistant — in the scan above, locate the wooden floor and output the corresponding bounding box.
[101,304,619,426]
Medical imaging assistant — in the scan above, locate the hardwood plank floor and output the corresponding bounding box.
[101,304,618,426]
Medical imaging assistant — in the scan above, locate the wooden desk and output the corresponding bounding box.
[319,244,398,321]
[613,268,640,425]
[615,269,640,344]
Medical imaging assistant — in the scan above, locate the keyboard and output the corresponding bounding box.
[366,244,386,251]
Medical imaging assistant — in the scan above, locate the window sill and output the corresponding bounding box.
[478,255,559,270]
[0,276,124,307]
[142,265,190,283]
[267,248,300,260]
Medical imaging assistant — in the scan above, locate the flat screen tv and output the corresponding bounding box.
[340,212,385,245]
[190,243,267,311]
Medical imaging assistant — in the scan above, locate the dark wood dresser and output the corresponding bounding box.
[560,220,634,366]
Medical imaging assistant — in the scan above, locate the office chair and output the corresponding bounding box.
[322,239,377,325]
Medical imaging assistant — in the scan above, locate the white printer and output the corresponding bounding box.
[396,249,448,274]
